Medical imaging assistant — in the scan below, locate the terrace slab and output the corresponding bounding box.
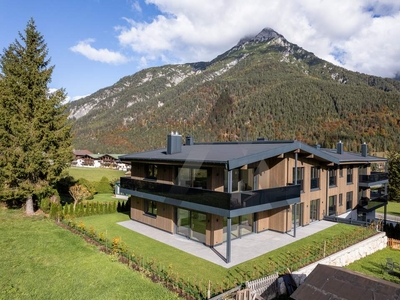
[118,220,336,268]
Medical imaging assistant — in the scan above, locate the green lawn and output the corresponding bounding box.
[377,201,400,216]
[68,167,125,181]
[76,213,377,288]
[346,247,400,284]
[0,208,180,300]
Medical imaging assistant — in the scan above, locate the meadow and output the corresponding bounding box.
[0,208,180,300]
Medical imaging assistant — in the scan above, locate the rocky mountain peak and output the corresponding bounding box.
[236,27,283,46]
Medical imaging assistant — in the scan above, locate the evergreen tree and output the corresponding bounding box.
[0,19,72,215]
[388,152,400,202]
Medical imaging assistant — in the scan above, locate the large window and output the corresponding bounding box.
[310,167,320,190]
[347,167,353,184]
[329,168,337,187]
[346,191,353,210]
[176,167,208,189]
[310,199,320,222]
[293,167,304,192]
[176,208,206,244]
[328,195,336,216]
[223,214,254,241]
[145,164,157,179]
[144,200,157,216]
[224,169,254,192]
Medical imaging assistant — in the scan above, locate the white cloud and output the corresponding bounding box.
[70,39,129,65]
[112,0,400,77]
[131,0,142,13]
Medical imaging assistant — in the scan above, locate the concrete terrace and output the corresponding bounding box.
[118,220,336,268]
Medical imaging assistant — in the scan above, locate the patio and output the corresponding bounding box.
[118,219,336,268]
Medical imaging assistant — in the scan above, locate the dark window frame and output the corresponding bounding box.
[293,167,305,192]
[144,199,157,216]
[347,167,353,184]
[329,168,337,187]
[346,191,353,210]
[145,164,158,180]
[310,167,320,190]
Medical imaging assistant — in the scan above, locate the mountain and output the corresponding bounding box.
[68,28,400,153]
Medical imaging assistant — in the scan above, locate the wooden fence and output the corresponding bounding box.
[388,238,400,250]
[245,272,279,300]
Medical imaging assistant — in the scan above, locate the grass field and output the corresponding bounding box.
[377,201,400,216]
[0,208,180,300]
[75,213,377,286]
[68,167,125,181]
[346,247,400,284]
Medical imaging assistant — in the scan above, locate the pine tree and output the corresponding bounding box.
[0,19,72,215]
[388,151,400,202]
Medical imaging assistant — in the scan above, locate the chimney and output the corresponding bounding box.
[185,136,194,146]
[361,142,368,157]
[314,144,321,150]
[336,141,343,154]
[167,132,182,154]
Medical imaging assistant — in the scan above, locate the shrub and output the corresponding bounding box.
[39,197,51,213]
[77,178,96,199]
[93,176,113,194]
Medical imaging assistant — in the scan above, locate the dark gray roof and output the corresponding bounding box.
[119,140,386,170]
[291,264,400,300]
[319,148,386,163]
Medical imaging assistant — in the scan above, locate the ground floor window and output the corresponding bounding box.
[292,203,303,227]
[310,199,320,222]
[328,195,336,216]
[176,208,206,244]
[223,214,254,241]
[144,200,157,216]
[346,191,353,210]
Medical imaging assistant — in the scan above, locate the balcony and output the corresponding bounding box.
[120,177,300,215]
[359,172,388,187]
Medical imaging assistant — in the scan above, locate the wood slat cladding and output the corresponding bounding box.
[130,196,174,233]
[206,214,223,246]
[268,207,289,232]
[211,167,224,192]
[257,207,289,233]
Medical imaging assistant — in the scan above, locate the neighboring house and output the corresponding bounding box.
[72,150,127,168]
[290,264,400,299]
[119,134,388,263]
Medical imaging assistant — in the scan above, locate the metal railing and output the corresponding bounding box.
[359,172,388,183]
[120,177,300,211]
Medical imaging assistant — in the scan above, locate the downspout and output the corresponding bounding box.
[294,152,298,237]
[226,169,232,263]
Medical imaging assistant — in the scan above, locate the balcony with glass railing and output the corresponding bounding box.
[359,172,388,187]
[120,177,300,214]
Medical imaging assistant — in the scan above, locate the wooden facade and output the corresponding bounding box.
[120,138,388,257]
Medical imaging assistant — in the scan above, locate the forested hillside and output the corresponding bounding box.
[68,28,400,153]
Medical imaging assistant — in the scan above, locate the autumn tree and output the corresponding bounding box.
[0,19,72,214]
[69,185,91,210]
[388,152,400,202]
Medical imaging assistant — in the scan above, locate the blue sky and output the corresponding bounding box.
[1,0,400,102]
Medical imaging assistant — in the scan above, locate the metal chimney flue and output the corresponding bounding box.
[361,142,368,157]
[167,132,182,154]
[185,136,194,146]
[337,141,343,154]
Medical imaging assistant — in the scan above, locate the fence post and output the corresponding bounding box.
[323,240,326,257]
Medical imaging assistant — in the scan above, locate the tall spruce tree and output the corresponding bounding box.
[388,152,400,202]
[0,19,72,214]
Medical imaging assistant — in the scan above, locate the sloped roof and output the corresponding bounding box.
[119,140,385,170]
[73,149,93,156]
[291,264,400,300]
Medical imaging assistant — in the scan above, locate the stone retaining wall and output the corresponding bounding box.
[278,232,387,294]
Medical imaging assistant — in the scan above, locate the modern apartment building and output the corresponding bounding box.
[119,134,388,262]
